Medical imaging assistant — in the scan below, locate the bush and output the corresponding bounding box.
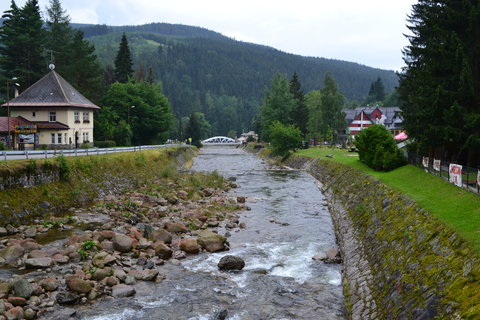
[354,124,405,171]
[268,121,303,156]
[94,140,116,148]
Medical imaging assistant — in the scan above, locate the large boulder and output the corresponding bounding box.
[218,255,245,271]
[180,238,201,254]
[4,306,24,320]
[150,229,172,244]
[11,278,33,299]
[112,234,133,253]
[154,242,173,260]
[111,284,136,298]
[66,278,92,294]
[0,246,25,266]
[197,231,227,253]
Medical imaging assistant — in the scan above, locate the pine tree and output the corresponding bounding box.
[398,0,480,164]
[289,72,309,138]
[45,0,71,70]
[0,0,46,88]
[367,77,385,103]
[114,33,133,83]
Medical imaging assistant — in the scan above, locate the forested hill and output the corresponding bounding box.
[77,22,398,135]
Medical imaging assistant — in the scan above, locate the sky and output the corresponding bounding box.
[1,0,417,71]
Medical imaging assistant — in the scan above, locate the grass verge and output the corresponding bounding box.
[296,147,480,252]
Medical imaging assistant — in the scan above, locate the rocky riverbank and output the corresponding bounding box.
[0,170,247,320]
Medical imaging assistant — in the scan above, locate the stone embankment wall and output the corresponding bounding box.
[284,155,480,320]
[0,147,195,226]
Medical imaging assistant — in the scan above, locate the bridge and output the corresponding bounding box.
[201,136,241,145]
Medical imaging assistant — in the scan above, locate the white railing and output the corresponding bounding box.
[0,144,187,161]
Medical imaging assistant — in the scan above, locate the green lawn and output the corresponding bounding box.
[296,147,480,252]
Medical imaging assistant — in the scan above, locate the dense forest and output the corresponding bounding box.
[75,22,399,137]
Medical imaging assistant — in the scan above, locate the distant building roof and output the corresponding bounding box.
[345,106,401,125]
[0,117,31,133]
[1,71,100,110]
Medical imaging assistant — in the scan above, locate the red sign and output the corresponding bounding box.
[449,164,463,187]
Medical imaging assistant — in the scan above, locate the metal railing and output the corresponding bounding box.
[409,153,480,194]
[1,144,186,161]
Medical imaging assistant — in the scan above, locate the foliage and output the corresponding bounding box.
[319,73,346,144]
[305,90,323,140]
[289,72,308,137]
[185,112,203,147]
[354,124,405,171]
[99,81,173,145]
[268,121,302,156]
[94,140,116,148]
[260,74,296,140]
[56,155,70,180]
[0,0,46,88]
[114,33,133,83]
[398,0,480,166]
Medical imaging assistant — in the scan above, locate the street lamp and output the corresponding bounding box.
[6,77,19,149]
[127,105,135,124]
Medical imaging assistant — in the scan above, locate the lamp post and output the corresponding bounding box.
[6,77,19,149]
[127,105,135,124]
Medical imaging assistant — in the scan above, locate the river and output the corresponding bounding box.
[80,146,345,320]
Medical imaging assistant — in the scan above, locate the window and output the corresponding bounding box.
[83,112,90,123]
[57,133,62,144]
[49,112,56,122]
[74,112,80,123]
[51,133,55,144]
[64,133,67,144]
[83,132,89,143]
[32,111,36,117]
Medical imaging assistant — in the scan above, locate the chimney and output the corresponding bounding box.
[14,88,19,97]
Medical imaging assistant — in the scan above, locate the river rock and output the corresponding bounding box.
[24,227,37,239]
[151,229,172,244]
[105,276,119,287]
[179,238,200,254]
[4,306,24,320]
[12,278,33,298]
[93,251,116,268]
[141,269,159,281]
[0,246,25,266]
[25,257,52,268]
[236,196,246,203]
[154,242,173,259]
[112,234,133,253]
[56,291,78,304]
[0,299,5,313]
[177,190,188,199]
[111,284,136,298]
[197,231,227,252]
[24,308,36,320]
[218,255,245,271]
[93,267,112,281]
[213,309,229,320]
[41,277,59,292]
[7,297,27,306]
[164,222,189,234]
[0,281,10,297]
[66,278,92,294]
[52,253,70,264]
[113,268,127,282]
[28,250,48,258]
[0,227,8,236]
[320,248,342,264]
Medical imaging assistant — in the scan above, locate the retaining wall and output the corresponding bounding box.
[284,155,480,320]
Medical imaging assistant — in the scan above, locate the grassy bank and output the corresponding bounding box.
[0,147,195,225]
[296,147,480,252]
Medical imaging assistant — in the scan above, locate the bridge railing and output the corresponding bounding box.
[1,144,186,161]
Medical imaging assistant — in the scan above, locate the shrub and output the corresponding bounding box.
[268,121,303,156]
[94,140,116,148]
[354,124,405,171]
[56,155,70,181]
[246,135,255,143]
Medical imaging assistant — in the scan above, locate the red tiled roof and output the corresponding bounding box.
[0,117,31,133]
[1,71,100,110]
[34,121,69,130]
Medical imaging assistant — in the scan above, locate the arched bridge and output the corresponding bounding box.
[201,136,241,145]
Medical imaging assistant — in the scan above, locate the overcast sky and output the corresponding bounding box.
[1,0,417,71]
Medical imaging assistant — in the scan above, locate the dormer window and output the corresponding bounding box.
[49,112,56,122]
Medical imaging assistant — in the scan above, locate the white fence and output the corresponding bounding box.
[1,144,186,161]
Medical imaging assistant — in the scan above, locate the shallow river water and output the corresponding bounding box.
[80,146,345,320]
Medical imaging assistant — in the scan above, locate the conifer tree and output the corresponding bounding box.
[0,0,46,88]
[114,33,133,83]
[398,0,480,164]
[289,72,309,138]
